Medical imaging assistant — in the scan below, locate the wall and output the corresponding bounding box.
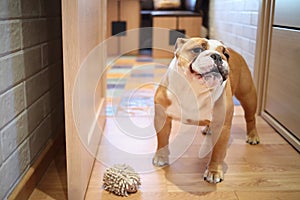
[0,0,64,199]
[209,0,259,73]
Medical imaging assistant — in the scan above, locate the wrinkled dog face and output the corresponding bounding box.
[175,38,230,88]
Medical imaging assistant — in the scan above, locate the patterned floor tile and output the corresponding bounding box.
[107,84,125,89]
[111,65,133,69]
[106,55,240,117]
[136,57,153,62]
[106,56,165,116]
[108,68,132,74]
[107,78,127,84]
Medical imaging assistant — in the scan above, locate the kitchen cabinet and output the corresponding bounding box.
[152,11,202,58]
[107,0,140,56]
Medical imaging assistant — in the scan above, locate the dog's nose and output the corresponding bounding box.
[210,53,223,66]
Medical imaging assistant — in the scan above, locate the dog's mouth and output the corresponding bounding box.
[189,62,228,82]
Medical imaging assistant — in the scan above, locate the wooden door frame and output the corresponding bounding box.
[62,0,107,199]
[253,0,273,115]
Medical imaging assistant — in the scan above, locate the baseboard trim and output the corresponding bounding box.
[262,112,300,152]
[8,125,65,200]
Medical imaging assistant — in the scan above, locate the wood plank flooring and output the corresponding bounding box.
[29,146,67,200]
[29,107,300,200]
[84,107,300,200]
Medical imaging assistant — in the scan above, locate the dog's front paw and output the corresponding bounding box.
[202,125,212,135]
[246,129,260,145]
[152,148,170,167]
[203,168,224,184]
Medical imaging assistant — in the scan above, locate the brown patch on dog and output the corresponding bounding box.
[198,119,210,126]
[215,46,230,61]
[175,38,209,70]
[154,85,171,108]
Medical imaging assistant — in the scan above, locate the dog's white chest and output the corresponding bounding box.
[162,58,226,123]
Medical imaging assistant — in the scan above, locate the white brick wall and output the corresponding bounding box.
[0,52,25,93]
[0,83,26,128]
[1,111,29,161]
[0,20,22,55]
[0,140,30,199]
[25,68,51,106]
[209,0,260,73]
[0,137,2,165]
[24,47,42,77]
[0,1,21,19]
[0,0,63,199]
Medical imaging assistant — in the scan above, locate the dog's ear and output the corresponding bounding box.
[174,38,188,54]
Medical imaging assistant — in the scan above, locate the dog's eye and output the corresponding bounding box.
[191,47,203,54]
[224,52,230,59]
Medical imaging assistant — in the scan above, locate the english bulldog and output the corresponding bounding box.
[152,37,260,183]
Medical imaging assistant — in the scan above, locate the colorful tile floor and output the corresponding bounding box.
[105,55,240,118]
[106,56,171,117]
[101,55,173,172]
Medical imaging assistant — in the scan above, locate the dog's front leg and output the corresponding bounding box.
[204,124,231,183]
[204,84,234,183]
[152,103,172,167]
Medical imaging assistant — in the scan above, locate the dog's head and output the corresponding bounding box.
[174,37,230,88]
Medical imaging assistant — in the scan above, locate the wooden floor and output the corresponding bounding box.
[29,107,300,200]
[29,56,300,199]
[29,146,67,200]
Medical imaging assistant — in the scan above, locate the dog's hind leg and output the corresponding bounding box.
[235,74,260,145]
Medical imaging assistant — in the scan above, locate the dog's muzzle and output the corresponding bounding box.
[189,53,229,82]
[210,53,229,82]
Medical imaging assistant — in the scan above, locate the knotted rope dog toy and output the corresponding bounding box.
[103,164,141,197]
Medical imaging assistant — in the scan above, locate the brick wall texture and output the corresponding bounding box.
[209,0,259,73]
[0,0,64,199]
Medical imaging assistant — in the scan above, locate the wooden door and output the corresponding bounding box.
[61,0,107,199]
[265,28,300,143]
[255,0,300,151]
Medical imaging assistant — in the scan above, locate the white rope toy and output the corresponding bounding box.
[103,164,141,197]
